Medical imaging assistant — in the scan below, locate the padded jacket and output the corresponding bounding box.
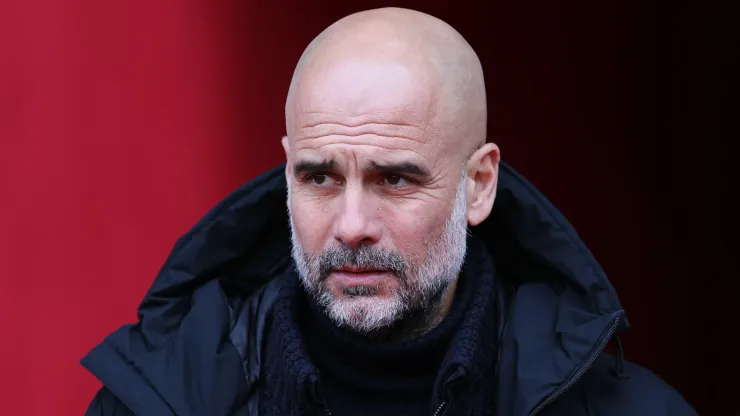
[82,162,698,415]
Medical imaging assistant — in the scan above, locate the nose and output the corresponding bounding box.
[333,185,381,249]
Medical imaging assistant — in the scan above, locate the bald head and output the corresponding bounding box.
[283,8,500,337]
[285,7,487,157]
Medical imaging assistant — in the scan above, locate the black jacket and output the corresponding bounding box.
[82,162,697,415]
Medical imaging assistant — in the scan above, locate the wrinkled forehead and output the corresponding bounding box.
[290,58,440,137]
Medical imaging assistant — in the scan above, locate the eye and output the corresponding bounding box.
[312,174,329,185]
[386,174,403,185]
[381,174,412,187]
[304,173,340,188]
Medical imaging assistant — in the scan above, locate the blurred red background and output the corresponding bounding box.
[0,0,732,414]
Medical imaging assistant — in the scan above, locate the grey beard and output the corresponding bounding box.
[287,169,469,336]
[343,285,381,298]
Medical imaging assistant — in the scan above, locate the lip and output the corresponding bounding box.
[336,266,386,273]
[330,269,392,284]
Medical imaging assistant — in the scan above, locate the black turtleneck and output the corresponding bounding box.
[260,237,499,416]
[297,257,474,415]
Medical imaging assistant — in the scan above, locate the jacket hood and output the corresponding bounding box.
[81,161,628,416]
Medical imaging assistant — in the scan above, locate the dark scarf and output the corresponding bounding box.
[260,236,499,415]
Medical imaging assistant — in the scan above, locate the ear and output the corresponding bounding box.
[281,136,292,177]
[465,142,500,226]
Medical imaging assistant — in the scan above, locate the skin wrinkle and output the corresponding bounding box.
[290,59,437,138]
[297,125,430,141]
[300,121,423,130]
[290,154,447,205]
[294,134,427,148]
[293,141,431,162]
[296,123,423,144]
[291,155,447,199]
[295,113,430,141]
[282,7,500,339]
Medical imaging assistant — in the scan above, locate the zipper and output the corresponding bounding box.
[432,401,447,416]
[528,315,621,416]
[325,316,619,416]
[325,401,446,416]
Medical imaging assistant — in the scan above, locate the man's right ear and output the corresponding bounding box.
[281,136,291,157]
[282,136,292,177]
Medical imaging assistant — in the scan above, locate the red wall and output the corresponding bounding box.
[0,1,731,414]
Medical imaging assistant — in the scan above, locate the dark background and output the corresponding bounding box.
[0,0,733,414]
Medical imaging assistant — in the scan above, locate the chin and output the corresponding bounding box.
[325,273,399,296]
[324,295,404,333]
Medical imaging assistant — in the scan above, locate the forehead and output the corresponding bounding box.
[292,59,438,136]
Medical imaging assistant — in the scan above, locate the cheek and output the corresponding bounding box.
[382,202,449,257]
[290,197,333,253]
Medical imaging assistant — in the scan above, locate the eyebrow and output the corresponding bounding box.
[369,161,431,178]
[293,159,336,175]
[293,159,431,179]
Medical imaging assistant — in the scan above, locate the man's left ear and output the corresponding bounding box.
[465,142,500,226]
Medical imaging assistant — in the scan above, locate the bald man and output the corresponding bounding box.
[83,7,696,416]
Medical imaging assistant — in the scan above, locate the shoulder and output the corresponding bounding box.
[85,387,136,416]
[543,354,697,416]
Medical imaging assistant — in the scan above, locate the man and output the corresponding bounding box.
[83,7,696,416]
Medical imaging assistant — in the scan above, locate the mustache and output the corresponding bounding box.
[316,245,408,282]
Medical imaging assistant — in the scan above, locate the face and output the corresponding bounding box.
[285,58,471,334]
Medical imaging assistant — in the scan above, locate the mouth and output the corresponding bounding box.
[336,266,387,273]
[330,267,392,284]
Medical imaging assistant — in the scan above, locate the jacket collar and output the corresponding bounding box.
[81,161,628,416]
